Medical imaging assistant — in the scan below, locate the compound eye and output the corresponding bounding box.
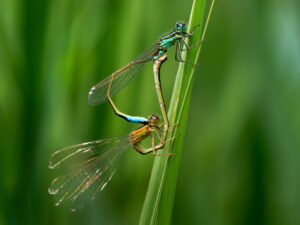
[149,114,160,123]
[176,22,186,32]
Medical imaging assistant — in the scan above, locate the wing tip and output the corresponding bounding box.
[88,90,101,106]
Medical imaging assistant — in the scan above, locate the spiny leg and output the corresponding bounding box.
[133,140,162,155]
[180,37,203,51]
[151,127,162,143]
[151,133,174,156]
[133,130,164,155]
[151,133,157,155]
[175,40,196,65]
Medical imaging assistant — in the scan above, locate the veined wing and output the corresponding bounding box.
[88,43,158,106]
[48,135,130,211]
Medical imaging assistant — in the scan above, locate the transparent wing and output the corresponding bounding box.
[88,43,158,105]
[48,135,130,211]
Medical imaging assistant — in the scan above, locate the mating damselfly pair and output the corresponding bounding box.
[48,22,201,211]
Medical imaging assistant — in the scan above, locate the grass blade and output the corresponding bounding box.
[139,0,215,224]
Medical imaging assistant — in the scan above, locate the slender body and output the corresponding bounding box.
[153,55,169,147]
[48,114,166,211]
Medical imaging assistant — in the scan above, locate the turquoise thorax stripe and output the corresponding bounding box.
[153,35,178,60]
[161,36,177,49]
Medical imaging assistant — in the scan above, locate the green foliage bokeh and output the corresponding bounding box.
[0,0,299,224]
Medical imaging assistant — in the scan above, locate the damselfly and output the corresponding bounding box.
[88,22,200,107]
[48,114,169,211]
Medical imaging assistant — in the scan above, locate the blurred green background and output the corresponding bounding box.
[1,0,300,224]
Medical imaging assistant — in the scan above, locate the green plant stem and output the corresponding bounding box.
[139,0,215,224]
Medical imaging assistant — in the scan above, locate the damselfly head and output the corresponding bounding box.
[175,22,187,32]
[148,114,160,124]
